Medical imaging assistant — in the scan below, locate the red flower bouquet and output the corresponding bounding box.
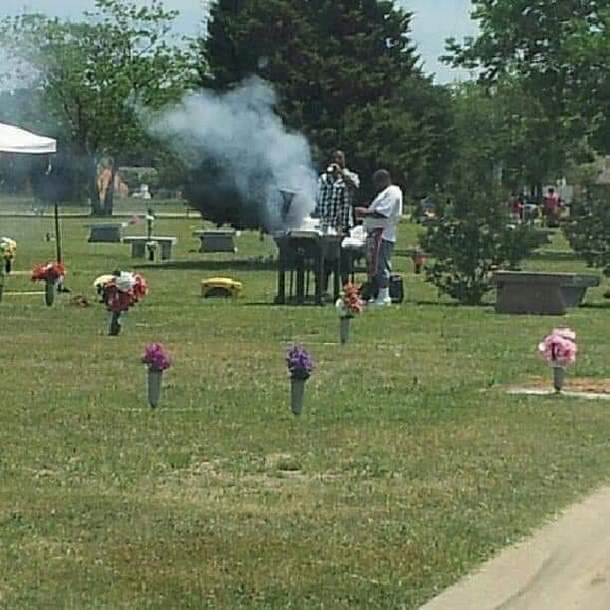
[102,272,148,314]
[31,262,65,283]
[31,262,66,306]
[96,271,148,336]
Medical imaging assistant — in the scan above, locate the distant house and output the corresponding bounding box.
[595,156,610,186]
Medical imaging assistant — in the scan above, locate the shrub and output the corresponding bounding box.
[563,197,610,275]
[421,204,536,305]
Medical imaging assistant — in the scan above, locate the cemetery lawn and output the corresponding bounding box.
[1,203,610,609]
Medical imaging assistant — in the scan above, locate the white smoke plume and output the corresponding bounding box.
[147,77,318,230]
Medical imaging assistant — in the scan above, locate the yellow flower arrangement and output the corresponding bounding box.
[0,238,17,260]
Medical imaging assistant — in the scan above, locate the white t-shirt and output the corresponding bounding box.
[364,185,403,243]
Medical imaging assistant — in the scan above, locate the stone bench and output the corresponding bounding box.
[87,224,123,243]
[193,230,237,253]
[493,271,600,315]
[122,236,177,261]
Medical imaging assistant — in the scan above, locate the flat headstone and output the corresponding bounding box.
[193,230,237,253]
[88,224,123,243]
[507,388,610,400]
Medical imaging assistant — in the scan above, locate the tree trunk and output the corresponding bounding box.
[89,155,104,217]
[102,163,117,217]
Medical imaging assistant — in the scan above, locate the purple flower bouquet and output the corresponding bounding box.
[142,343,172,372]
[286,345,313,415]
[286,345,314,381]
[142,343,171,408]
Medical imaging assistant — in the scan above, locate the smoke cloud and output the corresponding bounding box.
[147,77,318,230]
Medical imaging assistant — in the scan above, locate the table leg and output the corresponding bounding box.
[276,249,286,304]
[315,251,324,306]
[296,255,306,305]
[333,252,341,301]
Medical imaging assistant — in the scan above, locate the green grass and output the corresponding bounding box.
[1,206,609,609]
[0,194,190,216]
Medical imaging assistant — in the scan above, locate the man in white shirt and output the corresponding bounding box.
[355,170,403,307]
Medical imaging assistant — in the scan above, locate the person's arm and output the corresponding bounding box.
[341,170,360,191]
[313,176,325,216]
[355,191,392,219]
[355,206,387,219]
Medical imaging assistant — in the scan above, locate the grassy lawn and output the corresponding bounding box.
[1,202,609,609]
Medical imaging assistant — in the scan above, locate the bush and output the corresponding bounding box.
[421,207,536,305]
[563,197,610,275]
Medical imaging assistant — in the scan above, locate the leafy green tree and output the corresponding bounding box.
[445,0,610,153]
[447,1,610,274]
[449,79,566,196]
[0,0,193,215]
[200,0,453,197]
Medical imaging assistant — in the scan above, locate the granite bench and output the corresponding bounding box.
[122,236,177,261]
[493,271,600,315]
[87,224,123,243]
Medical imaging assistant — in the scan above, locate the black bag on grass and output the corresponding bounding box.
[389,274,404,303]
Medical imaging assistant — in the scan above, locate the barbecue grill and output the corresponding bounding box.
[274,228,343,305]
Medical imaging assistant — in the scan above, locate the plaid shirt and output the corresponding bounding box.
[315,170,359,234]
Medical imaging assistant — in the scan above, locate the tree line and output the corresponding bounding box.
[2,0,606,208]
[0,0,608,299]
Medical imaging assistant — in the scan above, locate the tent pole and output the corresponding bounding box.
[54,201,69,292]
[54,202,62,263]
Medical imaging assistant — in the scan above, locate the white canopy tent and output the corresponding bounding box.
[0,122,64,271]
[0,122,56,155]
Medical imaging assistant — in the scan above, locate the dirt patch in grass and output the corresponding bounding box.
[158,454,342,498]
[507,376,610,394]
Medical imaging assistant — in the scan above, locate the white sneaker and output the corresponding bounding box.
[369,296,392,307]
[368,288,392,307]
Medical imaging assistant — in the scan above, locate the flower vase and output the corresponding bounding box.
[0,268,4,303]
[44,279,56,306]
[108,311,122,336]
[290,378,306,415]
[148,369,163,408]
[553,366,566,393]
[5,259,11,274]
[340,316,351,344]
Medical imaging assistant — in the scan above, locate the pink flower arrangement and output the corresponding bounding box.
[142,343,171,372]
[538,328,577,367]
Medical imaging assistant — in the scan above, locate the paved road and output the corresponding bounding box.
[420,486,610,610]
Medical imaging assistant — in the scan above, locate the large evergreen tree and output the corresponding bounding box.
[200,0,453,197]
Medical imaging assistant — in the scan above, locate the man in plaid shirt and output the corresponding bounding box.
[315,151,360,293]
[315,150,360,234]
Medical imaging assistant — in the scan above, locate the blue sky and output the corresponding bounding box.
[1,0,477,82]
